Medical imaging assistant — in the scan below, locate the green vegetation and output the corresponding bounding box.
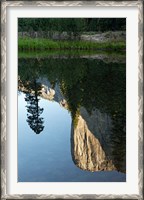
[18,37,125,51]
[18,18,126,52]
[19,18,126,33]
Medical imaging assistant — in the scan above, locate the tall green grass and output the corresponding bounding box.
[18,37,126,52]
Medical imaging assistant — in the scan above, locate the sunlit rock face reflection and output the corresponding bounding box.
[71,107,115,171]
[71,107,126,173]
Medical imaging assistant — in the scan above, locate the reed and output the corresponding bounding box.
[18,37,126,52]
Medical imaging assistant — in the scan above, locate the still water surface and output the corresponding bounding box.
[18,55,126,182]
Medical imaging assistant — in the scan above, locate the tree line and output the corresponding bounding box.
[18,18,126,33]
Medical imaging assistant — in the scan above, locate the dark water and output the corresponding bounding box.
[18,55,126,182]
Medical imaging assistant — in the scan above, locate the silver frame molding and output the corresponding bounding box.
[1,1,143,199]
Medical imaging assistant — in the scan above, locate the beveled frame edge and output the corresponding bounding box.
[1,1,143,199]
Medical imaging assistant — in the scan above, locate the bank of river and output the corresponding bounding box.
[18,31,126,52]
[19,38,125,51]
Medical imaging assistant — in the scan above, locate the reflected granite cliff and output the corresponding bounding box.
[18,55,126,173]
[71,107,125,173]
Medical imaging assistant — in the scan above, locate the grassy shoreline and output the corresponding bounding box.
[18,38,126,52]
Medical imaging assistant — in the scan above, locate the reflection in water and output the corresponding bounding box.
[18,55,126,179]
[25,80,44,134]
[71,107,125,173]
[19,77,45,134]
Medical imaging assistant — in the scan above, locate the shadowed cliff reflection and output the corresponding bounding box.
[18,55,126,173]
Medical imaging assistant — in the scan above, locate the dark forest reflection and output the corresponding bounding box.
[18,56,126,173]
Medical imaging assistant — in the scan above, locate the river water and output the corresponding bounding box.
[18,54,126,182]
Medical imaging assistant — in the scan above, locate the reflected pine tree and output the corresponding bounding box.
[25,80,44,134]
